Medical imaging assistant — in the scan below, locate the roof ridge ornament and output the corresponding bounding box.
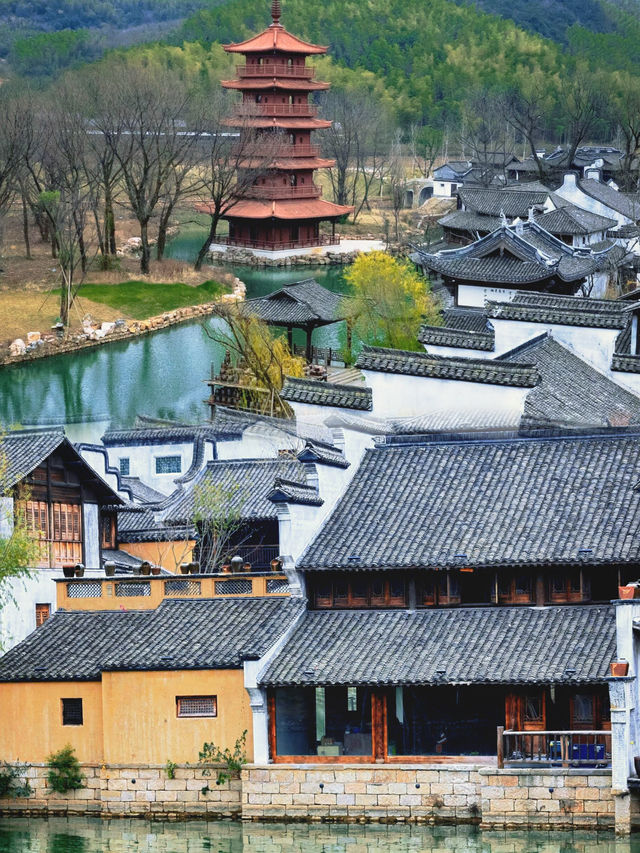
[271,0,282,25]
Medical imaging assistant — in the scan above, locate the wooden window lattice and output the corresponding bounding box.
[164,580,201,596]
[67,581,101,599]
[62,698,83,726]
[176,695,217,717]
[23,500,82,568]
[215,579,252,595]
[35,603,51,627]
[115,581,151,597]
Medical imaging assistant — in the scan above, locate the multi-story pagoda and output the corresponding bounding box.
[219,0,353,252]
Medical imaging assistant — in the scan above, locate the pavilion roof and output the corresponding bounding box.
[243,278,346,327]
[221,197,353,221]
[224,24,327,55]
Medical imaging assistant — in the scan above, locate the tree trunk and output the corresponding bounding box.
[20,191,31,259]
[104,189,116,255]
[195,213,220,271]
[60,282,69,326]
[156,206,172,261]
[140,220,151,275]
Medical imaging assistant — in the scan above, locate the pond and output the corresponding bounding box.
[0,224,350,433]
[0,818,631,853]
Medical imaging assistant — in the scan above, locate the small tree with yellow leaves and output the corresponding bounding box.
[205,306,305,416]
[344,251,440,353]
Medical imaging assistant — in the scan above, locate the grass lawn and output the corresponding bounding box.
[64,279,228,320]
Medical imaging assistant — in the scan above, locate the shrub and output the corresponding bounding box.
[165,759,177,780]
[46,745,85,794]
[0,761,31,798]
[199,730,247,785]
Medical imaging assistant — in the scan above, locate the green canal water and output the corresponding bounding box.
[0,819,632,853]
[0,225,349,432]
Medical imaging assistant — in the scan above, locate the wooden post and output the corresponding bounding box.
[305,326,313,363]
[561,733,570,768]
[497,726,504,769]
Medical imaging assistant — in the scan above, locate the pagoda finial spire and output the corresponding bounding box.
[271,0,282,25]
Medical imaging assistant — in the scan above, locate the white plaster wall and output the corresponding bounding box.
[555,176,631,226]
[78,448,127,499]
[217,426,299,461]
[0,496,13,538]
[277,503,327,564]
[491,318,620,374]
[362,370,530,422]
[423,343,492,358]
[458,284,523,308]
[607,371,640,397]
[83,503,100,568]
[106,442,195,495]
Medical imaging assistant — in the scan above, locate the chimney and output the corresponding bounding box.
[562,172,578,190]
[528,207,535,222]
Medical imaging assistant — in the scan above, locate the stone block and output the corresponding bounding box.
[249,769,270,782]
[388,783,407,795]
[164,779,187,791]
[137,769,160,779]
[377,795,400,807]
[587,775,612,788]
[314,794,337,806]
[177,791,199,802]
[574,787,600,801]
[453,782,477,796]
[155,791,178,802]
[430,782,453,795]
[489,799,515,812]
[174,769,195,780]
[354,794,378,806]
[248,793,272,805]
[136,791,155,802]
[336,794,355,806]
[344,783,367,794]
[292,793,314,805]
[416,770,440,783]
[322,783,344,794]
[529,787,552,799]
[400,794,421,806]
[271,794,293,806]
[271,770,294,783]
[278,783,300,794]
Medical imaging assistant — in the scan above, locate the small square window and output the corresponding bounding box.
[155,456,181,475]
[35,603,51,627]
[119,458,130,476]
[176,695,217,717]
[62,698,83,726]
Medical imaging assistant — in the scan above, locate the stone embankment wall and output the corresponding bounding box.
[206,248,364,268]
[0,763,241,820]
[0,763,616,827]
[242,765,615,830]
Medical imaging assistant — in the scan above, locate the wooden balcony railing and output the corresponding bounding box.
[234,103,318,117]
[231,143,322,159]
[497,727,611,768]
[237,64,315,79]
[221,544,281,570]
[244,184,322,200]
[216,234,341,251]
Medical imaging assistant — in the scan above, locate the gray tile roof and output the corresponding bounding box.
[281,377,373,411]
[297,440,350,469]
[268,478,323,506]
[243,278,345,326]
[418,308,495,352]
[261,605,615,687]
[103,423,232,446]
[1,428,65,489]
[0,597,305,681]
[161,457,312,525]
[355,346,538,387]
[438,210,501,233]
[503,335,640,428]
[579,179,640,221]
[298,432,640,571]
[211,405,335,446]
[458,187,551,218]
[486,292,629,329]
[423,254,555,284]
[535,206,616,236]
[613,354,640,374]
[120,477,166,504]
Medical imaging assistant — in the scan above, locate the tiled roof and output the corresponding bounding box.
[211,405,335,446]
[281,377,373,411]
[223,197,352,221]
[458,187,550,218]
[161,457,311,525]
[102,424,226,446]
[535,206,616,236]
[503,334,640,427]
[243,278,345,326]
[298,432,640,570]
[355,346,538,387]
[224,25,327,55]
[438,210,501,233]
[423,255,555,284]
[1,428,65,489]
[418,308,495,352]
[0,597,305,681]
[297,440,349,469]
[486,292,628,329]
[120,477,166,504]
[261,605,614,687]
[268,477,323,506]
[579,179,640,220]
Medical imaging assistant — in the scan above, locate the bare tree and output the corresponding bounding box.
[193,92,284,271]
[388,131,406,242]
[93,66,199,274]
[611,74,640,191]
[320,89,393,221]
[459,89,510,187]
[0,93,24,265]
[409,125,440,179]
[561,68,606,171]
[503,83,550,181]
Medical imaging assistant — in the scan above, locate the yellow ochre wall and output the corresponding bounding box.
[101,669,252,764]
[0,681,104,763]
[120,542,195,572]
[0,670,251,766]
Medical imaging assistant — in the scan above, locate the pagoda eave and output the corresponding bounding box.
[222,117,331,130]
[220,197,353,220]
[222,79,330,91]
[224,25,327,55]
[237,157,337,169]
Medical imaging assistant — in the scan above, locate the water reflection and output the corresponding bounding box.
[0,819,637,853]
[0,265,348,431]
